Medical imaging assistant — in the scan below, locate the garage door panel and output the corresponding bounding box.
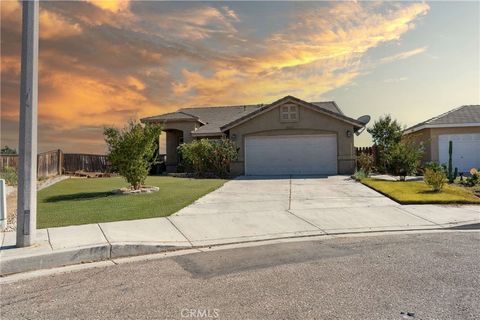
[245,135,337,175]
[439,134,480,173]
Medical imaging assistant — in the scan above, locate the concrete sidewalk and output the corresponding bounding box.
[1,204,479,275]
[1,176,479,275]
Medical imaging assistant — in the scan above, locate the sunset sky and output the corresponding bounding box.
[1,1,479,154]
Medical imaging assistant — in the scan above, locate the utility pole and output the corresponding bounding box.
[17,0,39,247]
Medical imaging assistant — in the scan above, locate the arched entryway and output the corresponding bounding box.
[164,129,184,173]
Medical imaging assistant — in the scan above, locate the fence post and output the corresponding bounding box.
[0,179,6,230]
[57,149,63,175]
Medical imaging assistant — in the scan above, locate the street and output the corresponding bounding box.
[1,231,479,320]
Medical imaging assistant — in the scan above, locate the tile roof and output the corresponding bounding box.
[405,105,480,133]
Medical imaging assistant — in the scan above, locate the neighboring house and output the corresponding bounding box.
[141,95,366,176]
[403,105,480,173]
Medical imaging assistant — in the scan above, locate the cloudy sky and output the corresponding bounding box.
[1,1,479,153]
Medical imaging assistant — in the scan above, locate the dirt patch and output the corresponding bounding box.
[5,192,17,231]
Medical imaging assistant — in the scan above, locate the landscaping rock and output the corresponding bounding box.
[113,186,160,195]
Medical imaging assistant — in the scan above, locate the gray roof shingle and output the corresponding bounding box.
[141,111,200,122]
[181,105,262,136]
[311,101,344,115]
[141,97,358,136]
[405,105,480,132]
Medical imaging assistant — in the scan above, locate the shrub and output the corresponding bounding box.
[385,141,424,181]
[0,166,18,186]
[178,138,238,178]
[357,153,375,176]
[104,120,162,189]
[466,168,480,186]
[210,139,238,178]
[424,161,444,173]
[178,139,214,177]
[367,115,403,171]
[352,169,367,181]
[424,168,447,192]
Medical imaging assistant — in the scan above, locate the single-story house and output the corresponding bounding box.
[403,105,480,173]
[141,95,366,176]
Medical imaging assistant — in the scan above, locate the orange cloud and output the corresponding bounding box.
[85,0,130,13]
[0,1,82,39]
[154,6,240,40]
[171,2,430,106]
[1,0,20,16]
[127,76,146,91]
[40,10,82,39]
[37,70,159,130]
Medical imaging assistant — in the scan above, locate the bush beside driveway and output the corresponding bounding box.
[37,176,226,228]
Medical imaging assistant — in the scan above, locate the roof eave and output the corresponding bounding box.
[403,122,480,134]
[220,95,363,131]
[191,131,225,138]
[141,117,206,125]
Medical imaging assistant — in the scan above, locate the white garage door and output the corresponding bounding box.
[439,134,480,173]
[245,135,337,175]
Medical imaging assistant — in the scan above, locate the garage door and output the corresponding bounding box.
[439,134,480,173]
[245,134,337,175]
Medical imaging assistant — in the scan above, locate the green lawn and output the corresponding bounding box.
[361,178,480,204]
[37,176,226,228]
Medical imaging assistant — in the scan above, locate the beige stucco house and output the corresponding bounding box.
[403,105,480,173]
[141,95,366,176]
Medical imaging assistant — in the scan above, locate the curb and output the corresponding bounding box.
[2,223,480,276]
[1,244,110,276]
[0,242,192,276]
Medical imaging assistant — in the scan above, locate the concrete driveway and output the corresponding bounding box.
[171,176,480,245]
[2,176,479,275]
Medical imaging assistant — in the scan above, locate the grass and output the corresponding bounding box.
[37,176,226,229]
[361,178,480,205]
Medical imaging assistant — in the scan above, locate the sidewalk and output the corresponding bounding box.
[1,204,479,275]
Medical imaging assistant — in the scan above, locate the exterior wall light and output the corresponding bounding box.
[346,130,352,137]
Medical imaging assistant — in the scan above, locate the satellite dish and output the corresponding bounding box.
[355,115,371,136]
[357,115,371,125]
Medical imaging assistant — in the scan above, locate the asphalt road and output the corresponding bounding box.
[1,232,479,320]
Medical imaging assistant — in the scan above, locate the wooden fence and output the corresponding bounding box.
[0,154,18,171]
[0,150,109,177]
[355,146,380,167]
[63,153,109,173]
[37,150,63,177]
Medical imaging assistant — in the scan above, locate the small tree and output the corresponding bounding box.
[367,115,403,171]
[1,146,17,155]
[104,120,162,190]
[385,141,424,181]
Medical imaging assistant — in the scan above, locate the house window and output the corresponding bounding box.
[280,104,299,122]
